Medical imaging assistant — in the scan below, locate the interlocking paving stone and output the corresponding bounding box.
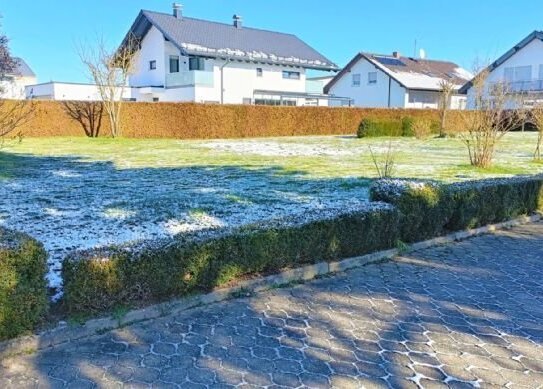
[2,222,543,388]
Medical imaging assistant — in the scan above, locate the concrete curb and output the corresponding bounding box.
[1,212,541,360]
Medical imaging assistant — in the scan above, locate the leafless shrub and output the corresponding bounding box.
[62,101,104,138]
[438,79,455,137]
[369,141,397,178]
[532,102,543,160]
[78,34,138,138]
[412,117,434,140]
[459,67,523,168]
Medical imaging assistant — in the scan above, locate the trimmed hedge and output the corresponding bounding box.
[4,100,469,139]
[0,228,48,340]
[62,206,399,314]
[60,174,543,317]
[357,117,415,138]
[370,175,543,243]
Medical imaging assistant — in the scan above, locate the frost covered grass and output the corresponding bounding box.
[0,133,542,297]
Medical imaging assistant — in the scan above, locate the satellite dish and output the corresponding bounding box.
[419,49,426,59]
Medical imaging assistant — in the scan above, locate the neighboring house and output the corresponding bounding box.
[325,52,472,109]
[26,81,133,101]
[121,4,347,106]
[0,57,37,99]
[306,75,335,94]
[460,31,543,109]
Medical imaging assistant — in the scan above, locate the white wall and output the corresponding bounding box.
[1,76,37,99]
[327,57,406,108]
[130,26,166,87]
[467,38,543,108]
[26,82,133,101]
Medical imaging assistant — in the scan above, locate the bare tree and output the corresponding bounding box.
[78,34,138,138]
[62,101,104,138]
[0,28,33,142]
[532,102,543,160]
[459,67,523,168]
[437,79,455,137]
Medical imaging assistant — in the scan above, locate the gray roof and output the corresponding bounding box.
[12,57,35,77]
[124,10,337,71]
[459,30,543,93]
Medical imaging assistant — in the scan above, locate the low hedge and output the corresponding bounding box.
[357,117,414,138]
[62,205,399,314]
[370,175,543,243]
[0,228,48,340]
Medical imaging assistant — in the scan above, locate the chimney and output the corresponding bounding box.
[173,3,183,19]
[392,51,401,59]
[233,14,242,29]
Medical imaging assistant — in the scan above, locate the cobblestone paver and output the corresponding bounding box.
[2,223,543,388]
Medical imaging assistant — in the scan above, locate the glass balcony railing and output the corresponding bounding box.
[165,71,214,87]
[497,80,543,93]
[305,80,325,94]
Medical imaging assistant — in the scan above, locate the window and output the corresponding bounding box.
[189,56,205,71]
[152,97,160,102]
[282,71,300,80]
[368,72,377,85]
[352,73,361,87]
[504,66,532,82]
[149,60,157,70]
[169,56,180,73]
[256,68,263,77]
[539,64,543,80]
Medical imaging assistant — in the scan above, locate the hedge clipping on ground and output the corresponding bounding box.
[0,228,48,340]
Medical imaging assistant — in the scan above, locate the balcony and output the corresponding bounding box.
[165,71,214,88]
[503,80,543,93]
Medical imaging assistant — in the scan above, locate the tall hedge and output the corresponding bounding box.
[4,100,469,139]
[62,206,399,314]
[0,228,48,340]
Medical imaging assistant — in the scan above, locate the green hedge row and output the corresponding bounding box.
[0,228,48,340]
[60,175,543,317]
[62,206,399,314]
[370,175,543,243]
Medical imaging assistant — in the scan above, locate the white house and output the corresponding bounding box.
[325,52,472,109]
[120,4,348,106]
[460,31,543,108]
[0,57,36,99]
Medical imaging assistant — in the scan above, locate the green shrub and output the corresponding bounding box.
[62,206,400,315]
[371,175,543,242]
[357,118,404,138]
[0,228,48,340]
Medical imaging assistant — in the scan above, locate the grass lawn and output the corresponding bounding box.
[1,132,542,294]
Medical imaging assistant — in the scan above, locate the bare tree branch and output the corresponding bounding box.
[62,100,104,138]
[438,79,455,138]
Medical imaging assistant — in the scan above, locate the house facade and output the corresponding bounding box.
[460,31,543,108]
[122,5,346,106]
[0,57,36,99]
[325,52,472,109]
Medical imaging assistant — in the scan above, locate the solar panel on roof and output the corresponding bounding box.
[374,56,406,67]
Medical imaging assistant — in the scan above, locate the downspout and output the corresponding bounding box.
[220,58,232,104]
[387,76,392,108]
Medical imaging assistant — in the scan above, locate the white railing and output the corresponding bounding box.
[166,71,214,88]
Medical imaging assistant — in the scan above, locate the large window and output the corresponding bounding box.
[169,56,180,73]
[189,56,205,71]
[504,65,532,82]
[352,73,361,87]
[282,71,300,80]
[368,72,377,85]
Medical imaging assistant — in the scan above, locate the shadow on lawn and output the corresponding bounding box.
[2,223,543,387]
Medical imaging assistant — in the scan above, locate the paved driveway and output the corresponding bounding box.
[2,223,543,388]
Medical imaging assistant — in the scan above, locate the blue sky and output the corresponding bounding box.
[1,0,542,82]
